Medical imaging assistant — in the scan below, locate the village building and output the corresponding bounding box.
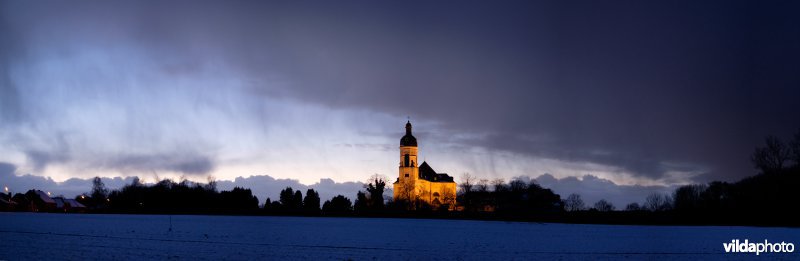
[27,190,57,212]
[393,121,457,208]
[0,196,17,211]
[53,196,88,213]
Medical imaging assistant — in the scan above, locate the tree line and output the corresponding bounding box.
[3,131,798,226]
[454,174,563,215]
[555,131,800,226]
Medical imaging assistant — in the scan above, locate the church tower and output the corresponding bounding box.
[399,120,419,184]
[393,119,456,209]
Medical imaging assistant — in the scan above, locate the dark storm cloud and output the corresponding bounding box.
[2,1,799,184]
[0,162,15,178]
[238,1,800,182]
[23,144,215,176]
[103,154,215,175]
[25,150,70,171]
[14,128,216,175]
[0,11,22,123]
[22,132,72,171]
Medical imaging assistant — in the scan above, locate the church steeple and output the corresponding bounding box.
[399,120,419,182]
[400,120,417,147]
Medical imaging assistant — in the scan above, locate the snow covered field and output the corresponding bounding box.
[0,212,797,260]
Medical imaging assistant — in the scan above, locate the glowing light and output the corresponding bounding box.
[47,191,51,196]
[3,186,7,193]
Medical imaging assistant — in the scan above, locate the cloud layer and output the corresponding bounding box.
[1,2,799,201]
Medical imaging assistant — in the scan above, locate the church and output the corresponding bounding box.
[393,121,457,208]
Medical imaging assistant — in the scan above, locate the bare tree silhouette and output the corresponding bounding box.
[625,202,641,211]
[459,173,475,195]
[492,178,506,192]
[790,130,800,166]
[476,179,489,193]
[751,135,791,174]
[563,193,584,212]
[673,184,707,211]
[594,199,615,212]
[644,193,672,212]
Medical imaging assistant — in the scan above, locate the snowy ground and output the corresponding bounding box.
[0,213,797,260]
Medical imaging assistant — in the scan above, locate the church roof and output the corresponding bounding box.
[400,134,417,147]
[419,161,454,183]
[400,120,417,146]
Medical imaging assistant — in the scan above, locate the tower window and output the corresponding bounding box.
[404,154,410,167]
[405,173,409,178]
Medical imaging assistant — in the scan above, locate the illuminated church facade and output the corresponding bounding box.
[393,121,457,208]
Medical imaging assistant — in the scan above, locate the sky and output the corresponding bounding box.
[1,1,799,206]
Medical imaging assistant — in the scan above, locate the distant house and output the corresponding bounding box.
[53,197,66,211]
[64,198,87,212]
[52,197,87,213]
[26,190,57,212]
[0,196,17,211]
[11,194,29,211]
